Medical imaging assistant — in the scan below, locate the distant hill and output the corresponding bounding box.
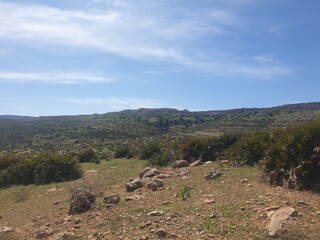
[0,102,320,153]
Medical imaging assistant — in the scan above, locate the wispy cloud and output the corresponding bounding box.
[0,1,293,80]
[0,72,115,84]
[67,97,164,110]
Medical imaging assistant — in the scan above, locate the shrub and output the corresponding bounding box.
[264,120,320,190]
[148,154,172,167]
[0,152,82,187]
[140,144,162,160]
[78,148,97,163]
[114,146,133,159]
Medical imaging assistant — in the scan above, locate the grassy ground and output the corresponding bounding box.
[0,159,319,239]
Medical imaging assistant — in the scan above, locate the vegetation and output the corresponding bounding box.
[78,148,97,163]
[0,152,82,187]
[114,146,133,159]
[179,185,191,201]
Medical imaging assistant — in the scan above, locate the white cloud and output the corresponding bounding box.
[0,72,115,84]
[67,97,164,110]
[0,1,293,80]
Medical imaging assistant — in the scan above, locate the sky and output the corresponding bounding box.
[0,0,319,116]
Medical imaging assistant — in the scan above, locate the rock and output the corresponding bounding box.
[173,160,190,168]
[205,169,221,180]
[203,199,215,204]
[0,226,13,235]
[103,194,120,204]
[139,167,152,178]
[267,207,298,237]
[247,184,253,187]
[148,210,164,216]
[265,206,280,212]
[221,160,229,164]
[156,229,168,238]
[147,178,163,191]
[143,168,161,178]
[68,188,96,215]
[157,174,171,179]
[53,231,75,240]
[126,178,144,192]
[240,178,249,184]
[190,160,204,167]
[36,226,53,239]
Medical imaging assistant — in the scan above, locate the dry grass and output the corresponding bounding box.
[0,159,319,239]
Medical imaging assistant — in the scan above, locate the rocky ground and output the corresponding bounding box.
[0,159,319,240]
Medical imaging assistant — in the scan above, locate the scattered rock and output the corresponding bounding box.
[53,231,75,240]
[143,168,161,178]
[157,174,172,179]
[240,178,249,184]
[0,226,13,235]
[126,178,144,192]
[103,194,121,204]
[267,207,298,237]
[190,160,204,167]
[156,229,168,238]
[36,226,54,239]
[139,167,152,178]
[247,184,253,187]
[148,210,164,216]
[221,160,229,164]
[173,160,189,168]
[68,188,96,215]
[85,170,99,174]
[147,178,163,191]
[265,206,280,212]
[298,200,309,206]
[205,169,221,180]
[203,199,215,204]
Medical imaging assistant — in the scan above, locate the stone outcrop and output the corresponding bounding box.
[126,178,144,192]
[68,188,96,215]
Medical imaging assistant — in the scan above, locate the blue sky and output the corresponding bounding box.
[0,0,319,116]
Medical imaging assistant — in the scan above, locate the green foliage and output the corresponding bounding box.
[0,152,82,187]
[182,134,238,162]
[148,153,172,167]
[179,185,191,201]
[78,148,97,163]
[227,131,270,166]
[264,120,320,190]
[140,143,162,160]
[114,146,133,159]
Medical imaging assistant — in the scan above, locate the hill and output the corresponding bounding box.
[0,102,320,153]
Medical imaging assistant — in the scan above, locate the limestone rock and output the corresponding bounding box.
[36,226,53,239]
[143,168,160,178]
[147,178,163,191]
[205,169,221,180]
[267,207,298,237]
[126,178,144,192]
[0,226,13,235]
[103,194,120,204]
[139,167,152,178]
[68,188,96,215]
[173,160,189,168]
[190,160,204,167]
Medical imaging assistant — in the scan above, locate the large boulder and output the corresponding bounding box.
[173,160,189,168]
[147,178,163,191]
[68,188,96,215]
[267,207,298,237]
[139,167,152,178]
[143,168,161,178]
[205,169,221,180]
[103,194,120,204]
[126,178,144,192]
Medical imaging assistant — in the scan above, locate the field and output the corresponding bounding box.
[1,159,319,239]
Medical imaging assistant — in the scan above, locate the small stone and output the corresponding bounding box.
[203,199,215,204]
[156,229,168,238]
[190,160,204,167]
[36,226,53,239]
[148,211,164,216]
[126,179,144,192]
[240,178,249,184]
[162,201,170,205]
[205,169,221,180]
[173,160,190,168]
[147,178,163,191]
[247,184,253,187]
[265,206,280,212]
[298,200,309,206]
[103,194,120,204]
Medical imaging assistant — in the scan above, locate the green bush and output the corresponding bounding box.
[140,144,162,160]
[264,120,320,190]
[182,134,238,162]
[78,148,97,163]
[148,154,172,167]
[0,152,82,187]
[114,146,133,159]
